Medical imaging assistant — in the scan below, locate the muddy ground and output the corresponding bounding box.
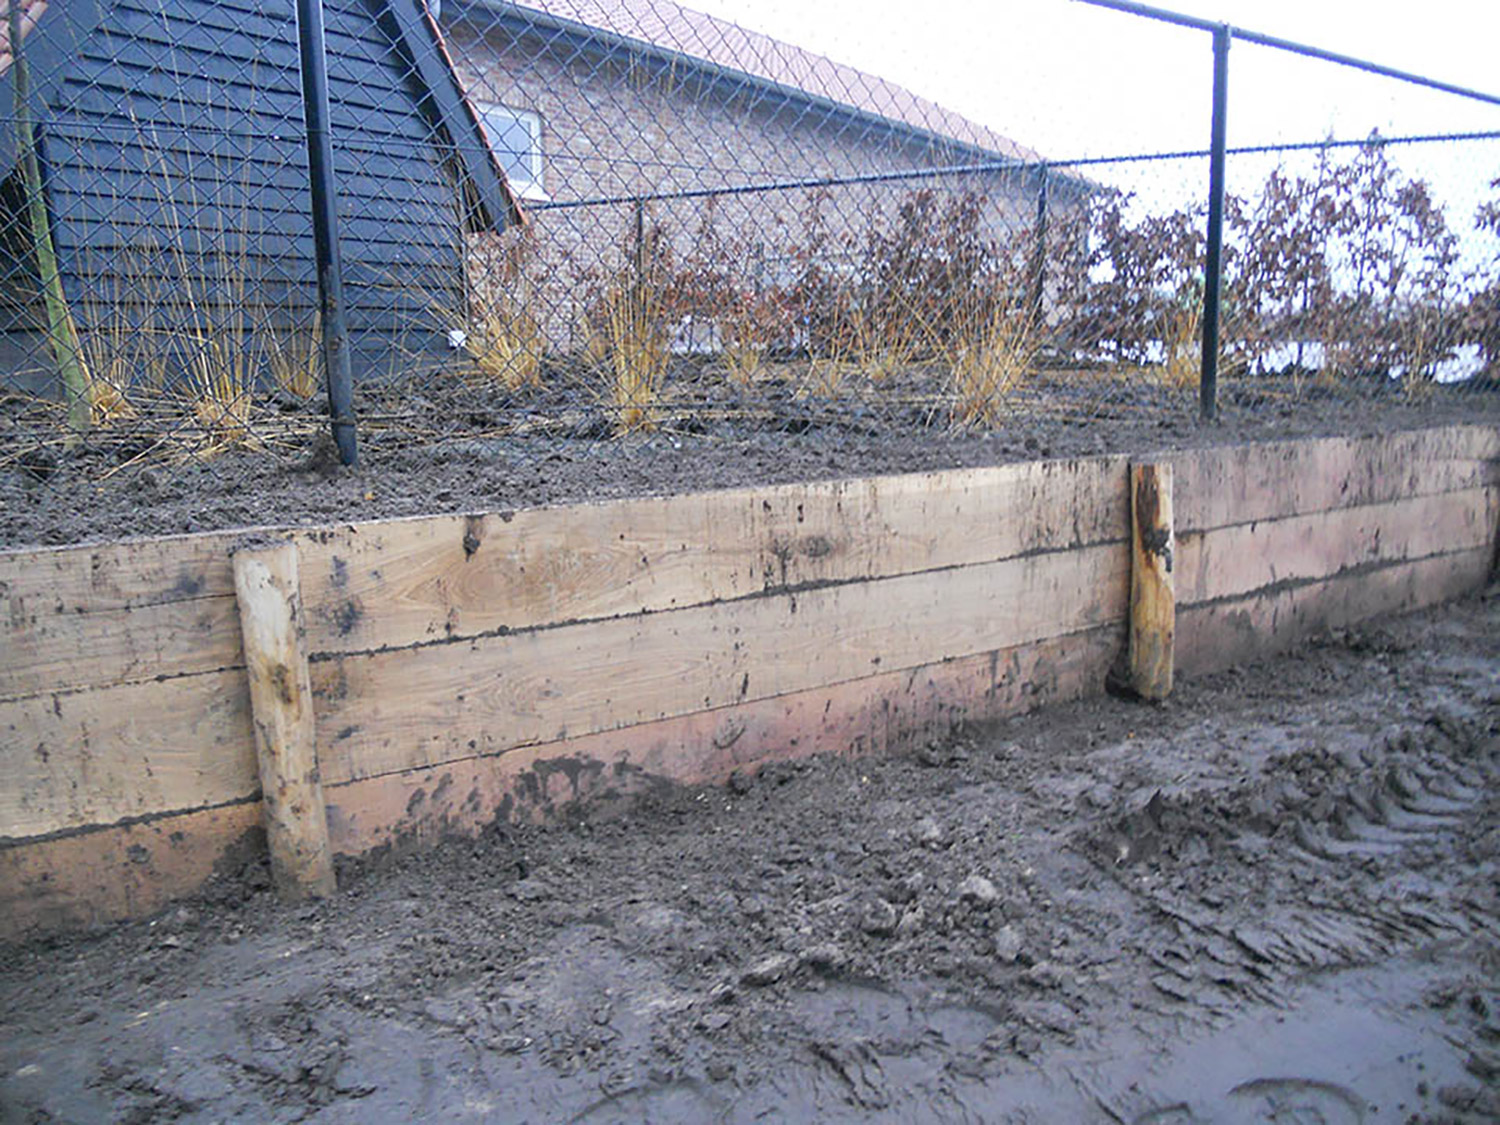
[3,371,1497,547]
[3,587,1499,1122]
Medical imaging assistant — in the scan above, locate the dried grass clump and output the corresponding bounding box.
[57,269,135,426]
[1158,300,1202,390]
[71,319,138,426]
[265,313,321,400]
[801,355,851,399]
[948,298,1039,429]
[465,300,544,390]
[720,291,787,387]
[181,320,257,451]
[190,374,254,448]
[424,273,546,392]
[723,340,762,386]
[447,223,549,390]
[600,279,668,433]
[1395,306,1446,401]
[841,295,926,384]
[72,245,265,454]
[795,289,927,400]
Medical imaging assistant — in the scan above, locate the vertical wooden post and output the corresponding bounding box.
[1130,461,1175,700]
[232,540,336,899]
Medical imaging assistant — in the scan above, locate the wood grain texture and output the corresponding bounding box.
[1174,425,1500,533]
[1129,462,1175,700]
[0,625,1121,942]
[314,543,1132,785]
[321,625,1123,855]
[5,432,1495,848]
[1177,547,1493,674]
[292,457,1129,655]
[0,532,242,700]
[4,425,1496,941]
[5,424,1490,703]
[0,671,259,840]
[232,543,335,900]
[1177,487,1499,607]
[0,457,1129,700]
[0,801,262,944]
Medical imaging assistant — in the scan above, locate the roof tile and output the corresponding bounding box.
[507,0,1039,162]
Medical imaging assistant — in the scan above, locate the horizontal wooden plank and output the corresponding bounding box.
[0,670,258,840]
[0,624,1120,941]
[53,213,459,263]
[49,121,445,177]
[51,207,450,267]
[3,541,1482,939]
[52,172,456,231]
[0,533,241,701]
[51,140,455,208]
[0,430,1490,844]
[1174,425,1500,533]
[313,540,1131,784]
[3,423,1495,939]
[0,459,1127,700]
[1177,487,1500,607]
[58,60,437,144]
[112,0,390,53]
[162,0,375,30]
[106,0,396,61]
[0,530,238,609]
[0,801,262,943]
[296,457,1130,655]
[321,623,1123,854]
[0,595,243,704]
[60,279,449,321]
[71,23,419,108]
[7,432,1491,704]
[1177,546,1493,675]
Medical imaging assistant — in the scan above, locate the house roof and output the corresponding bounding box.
[385,0,525,228]
[0,0,521,229]
[492,0,1044,165]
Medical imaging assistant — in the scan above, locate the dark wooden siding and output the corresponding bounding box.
[0,169,45,333]
[29,0,467,383]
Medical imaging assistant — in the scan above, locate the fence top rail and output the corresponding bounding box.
[531,129,1500,212]
[1077,0,1500,108]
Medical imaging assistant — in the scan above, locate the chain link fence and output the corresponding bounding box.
[1,0,1497,542]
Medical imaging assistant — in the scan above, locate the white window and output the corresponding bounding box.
[475,103,546,201]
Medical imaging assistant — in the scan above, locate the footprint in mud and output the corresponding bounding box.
[1133,1076,1366,1124]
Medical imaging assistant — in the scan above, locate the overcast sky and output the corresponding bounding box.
[686,0,1499,156]
[684,0,1500,216]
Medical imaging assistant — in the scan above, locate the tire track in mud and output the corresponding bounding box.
[5,599,1497,1124]
[1081,709,1500,1019]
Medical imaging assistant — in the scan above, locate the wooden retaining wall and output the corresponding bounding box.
[2,425,1497,940]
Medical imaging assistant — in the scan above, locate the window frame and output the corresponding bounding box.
[474,101,547,202]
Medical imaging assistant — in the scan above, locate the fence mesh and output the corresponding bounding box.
[1,0,1497,541]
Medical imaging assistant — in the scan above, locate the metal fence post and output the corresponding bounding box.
[1200,22,1230,422]
[295,0,358,466]
[633,196,646,280]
